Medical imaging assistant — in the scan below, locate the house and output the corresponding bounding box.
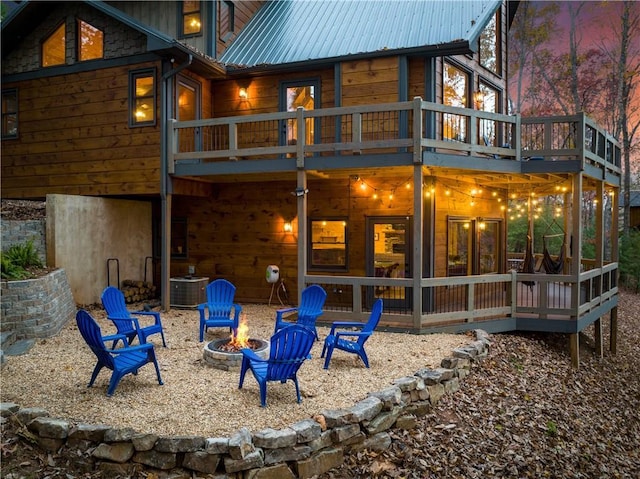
[620,190,640,230]
[1,0,621,367]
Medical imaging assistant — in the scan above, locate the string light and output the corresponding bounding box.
[351,175,511,208]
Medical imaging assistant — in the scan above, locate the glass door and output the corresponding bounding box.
[366,216,412,311]
[279,79,320,150]
[176,75,201,154]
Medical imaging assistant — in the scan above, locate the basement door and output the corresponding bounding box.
[366,216,412,311]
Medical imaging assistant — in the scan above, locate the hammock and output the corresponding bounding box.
[521,224,536,289]
[542,234,566,274]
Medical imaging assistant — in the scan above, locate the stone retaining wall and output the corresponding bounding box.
[0,331,490,478]
[0,218,46,264]
[0,269,76,340]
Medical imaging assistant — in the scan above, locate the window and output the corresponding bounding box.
[447,218,472,276]
[182,0,202,36]
[129,69,156,127]
[478,81,500,145]
[1,89,18,139]
[447,216,502,276]
[78,19,103,61]
[219,1,235,41]
[479,11,501,75]
[443,61,469,142]
[42,23,65,67]
[478,220,500,274]
[309,219,348,270]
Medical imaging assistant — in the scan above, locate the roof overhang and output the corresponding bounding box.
[1,0,226,78]
[224,40,472,76]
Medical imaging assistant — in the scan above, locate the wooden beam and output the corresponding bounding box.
[570,333,580,368]
[594,318,603,358]
[412,165,423,330]
[610,306,618,354]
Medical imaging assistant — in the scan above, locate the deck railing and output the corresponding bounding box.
[308,263,618,333]
[168,98,621,177]
[521,114,621,174]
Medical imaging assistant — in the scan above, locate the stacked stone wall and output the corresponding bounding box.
[0,269,75,340]
[0,331,491,478]
[0,218,46,263]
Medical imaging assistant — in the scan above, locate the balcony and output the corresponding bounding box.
[168,97,621,182]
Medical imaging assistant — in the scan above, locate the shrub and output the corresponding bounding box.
[1,240,43,280]
[619,230,640,292]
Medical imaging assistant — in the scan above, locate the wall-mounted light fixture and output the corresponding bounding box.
[283,221,293,233]
[239,87,248,100]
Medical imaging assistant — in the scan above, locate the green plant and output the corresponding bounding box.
[1,254,28,280]
[619,230,640,292]
[1,240,43,280]
[509,355,524,372]
[546,420,558,437]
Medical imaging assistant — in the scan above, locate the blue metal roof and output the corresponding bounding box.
[221,0,501,68]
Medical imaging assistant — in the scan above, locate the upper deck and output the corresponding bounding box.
[168,97,621,188]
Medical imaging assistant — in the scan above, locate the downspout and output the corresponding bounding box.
[160,54,192,311]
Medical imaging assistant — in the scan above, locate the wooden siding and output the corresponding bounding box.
[408,57,427,100]
[212,68,336,116]
[217,1,265,58]
[1,61,163,199]
[108,1,180,37]
[2,2,148,76]
[108,1,264,60]
[631,206,640,229]
[341,57,399,106]
[169,170,508,302]
[209,68,335,153]
[169,171,424,302]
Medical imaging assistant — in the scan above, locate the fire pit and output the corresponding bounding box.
[202,315,270,371]
[203,338,269,371]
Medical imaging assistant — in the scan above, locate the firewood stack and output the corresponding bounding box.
[120,280,157,303]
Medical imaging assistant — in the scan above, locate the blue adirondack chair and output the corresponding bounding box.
[101,286,166,348]
[198,279,242,342]
[321,298,383,369]
[274,284,327,340]
[76,309,163,396]
[239,324,316,407]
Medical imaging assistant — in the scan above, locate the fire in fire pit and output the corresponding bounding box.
[202,315,270,371]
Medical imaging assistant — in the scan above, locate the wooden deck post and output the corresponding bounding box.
[570,333,580,368]
[594,318,603,358]
[610,306,618,354]
[412,164,424,330]
[296,168,308,302]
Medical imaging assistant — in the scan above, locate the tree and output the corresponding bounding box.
[600,1,640,234]
[509,1,640,232]
[508,1,559,114]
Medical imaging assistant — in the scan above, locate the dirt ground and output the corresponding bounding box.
[0,199,46,221]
